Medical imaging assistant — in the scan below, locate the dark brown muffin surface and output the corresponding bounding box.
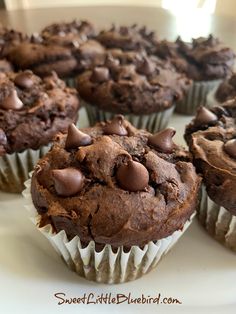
[97,24,158,53]
[156,35,235,81]
[76,50,191,114]
[185,102,236,214]
[31,116,201,249]
[0,71,79,155]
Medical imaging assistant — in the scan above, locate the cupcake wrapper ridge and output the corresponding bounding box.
[175,79,222,115]
[198,185,236,252]
[85,102,175,133]
[0,146,49,193]
[23,177,195,284]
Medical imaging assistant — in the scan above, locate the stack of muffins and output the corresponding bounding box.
[0,19,235,284]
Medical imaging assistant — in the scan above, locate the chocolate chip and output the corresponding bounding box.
[148,128,176,153]
[14,71,34,89]
[194,106,217,127]
[105,54,120,68]
[0,128,7,145]
[65,124,92,150]
[1,90,23,110]
[137,57,156,75]
[103,115,128,136]
[224,139,236,159]
[52,167,84,197]
[90,67,110,83]
[116,160,149,192]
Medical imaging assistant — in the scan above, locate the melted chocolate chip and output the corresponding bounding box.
[224,139,236,159]
[194,106,217,127]
[116,160,149,192]
[14,71,34,89]
[90,67,110,83]
[148,128,176,153]
[0,128,7,146]
[137,57,156,75]
[103,115,128,136]
[52,167,84,197]
[65,124,92,150]
[1,90,23,110]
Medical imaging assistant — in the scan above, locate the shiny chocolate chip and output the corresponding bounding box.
[194,106,217,127]
[116,160,149,192]
[52,167,84,197]
[103,115,128,136]
[14,71,34,89]
[148,128,176,153]
[137,57,156,76]
[1,90,23,110]
[224,139,236,159]
[65,124,92,150]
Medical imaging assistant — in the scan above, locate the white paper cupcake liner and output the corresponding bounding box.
[23,178,195,284]
[175,79,222,115]
[206,85,221,108]
[0,146,49,193]
[85,102,175,132]
[198,185,236,252]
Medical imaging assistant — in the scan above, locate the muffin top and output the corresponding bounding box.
[0,25,28,58]
[76,50,191,114]
[215,73,236,103]
[0,70,79,155]
[41,20,95,46]
[156,35,235,81]
[8,42,77,78]
[31,116,201,248]
[96,24,158,53]
[185,102,236,214]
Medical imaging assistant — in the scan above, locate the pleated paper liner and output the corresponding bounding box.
[84,102,175,133]
[198,185,236,252]
[0,146,49,193]
[175,79,222,115]
[23,178,195,284]
[206,86,221,108]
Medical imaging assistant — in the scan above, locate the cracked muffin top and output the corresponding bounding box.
[185,102,236,215]
[96,24,158,53]
[155,35,235,81]
[31,116,201,249]
[0,70,79,155]
[76,50,191,114]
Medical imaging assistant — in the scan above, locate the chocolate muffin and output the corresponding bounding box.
[97,24,158,53]
[26,116,201,283]
[77,50,191,132]
[156,35,235,114]
[207,73,236,107]
[185,102,236,251]
[0,70,79,192]
[40,20,105,79]
[8,42,77,79]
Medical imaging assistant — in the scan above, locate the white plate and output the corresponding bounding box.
[0,109,235,314]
